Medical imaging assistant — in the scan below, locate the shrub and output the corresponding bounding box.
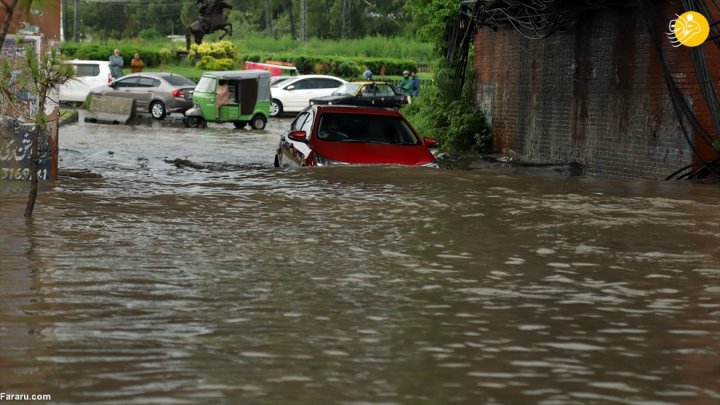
[335,60,360,78]
[158,48,173,65]
[188,41,237,63]
[404,64,490,154]
[195,56,235,71]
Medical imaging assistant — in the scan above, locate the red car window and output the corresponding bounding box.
[316,113,419,145]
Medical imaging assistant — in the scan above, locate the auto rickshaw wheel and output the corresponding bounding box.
[185,116,206,128]
[250,115,267,130]
[233,121,247,129]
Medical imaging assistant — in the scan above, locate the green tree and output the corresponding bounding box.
[403,0,455,44]
[1,0,75,217]
[68,0,412,41]
[402,0,491,155]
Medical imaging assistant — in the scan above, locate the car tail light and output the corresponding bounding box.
[107,74,113,84]
[172,89,184,98]
[402,95,409,105]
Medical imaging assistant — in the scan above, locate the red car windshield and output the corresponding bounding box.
[316,113,420,145]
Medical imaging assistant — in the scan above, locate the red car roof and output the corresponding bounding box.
[314,104,402,116]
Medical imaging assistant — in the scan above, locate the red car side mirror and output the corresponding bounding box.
[288,130,308,143]
[424,137,438,148]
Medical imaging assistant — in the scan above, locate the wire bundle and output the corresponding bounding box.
[448,0,720,180]
[643,0,720,179]
[469,0,635,39]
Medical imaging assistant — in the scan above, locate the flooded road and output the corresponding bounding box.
[1,117,719,404]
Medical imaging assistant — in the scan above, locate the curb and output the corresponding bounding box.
[59,109,79,126]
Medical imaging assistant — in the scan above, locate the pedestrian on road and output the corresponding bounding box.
[109,48,124,79]
[399,70,414,102]
[411,71,420,97]
[131,53,144,73]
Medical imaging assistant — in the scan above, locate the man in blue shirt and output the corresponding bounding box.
[411,71,420,97]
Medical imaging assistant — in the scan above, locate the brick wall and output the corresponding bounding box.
[472,1,720,179]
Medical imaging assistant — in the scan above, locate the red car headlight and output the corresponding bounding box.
[313,152,349,166]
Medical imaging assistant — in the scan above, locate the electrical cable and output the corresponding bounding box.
[641,0,720,178]
[448,0,719,179]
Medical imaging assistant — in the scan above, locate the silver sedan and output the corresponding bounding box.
[88,72,196,120]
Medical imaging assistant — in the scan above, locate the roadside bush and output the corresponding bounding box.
[158,48,173,65]
[195,56,235,71]
[188,41,237,63]
[60,41,419,79]
[334,60,360,78]
[404,65,490,154]
[60,42,166,68]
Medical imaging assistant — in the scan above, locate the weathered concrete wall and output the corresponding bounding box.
[473,2,720,179]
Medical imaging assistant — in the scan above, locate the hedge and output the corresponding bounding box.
[60,42,420,79]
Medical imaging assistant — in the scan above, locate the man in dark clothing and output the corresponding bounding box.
[411,71,420,97]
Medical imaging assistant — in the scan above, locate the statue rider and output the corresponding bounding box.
[196,0,231,32]
[196,0,208,17]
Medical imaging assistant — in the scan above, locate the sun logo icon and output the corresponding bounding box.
[667,11,710,47]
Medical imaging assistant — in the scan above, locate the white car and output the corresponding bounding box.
[270,75,346,117]
[55,60,113,104]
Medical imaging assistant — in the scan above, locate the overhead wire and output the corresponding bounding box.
[640,0,720,179]
[449,0,719,179]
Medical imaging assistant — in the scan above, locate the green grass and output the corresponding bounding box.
[63,33,433,64]
[145,64,204,80]
[62,35,435,82]
[233,34,433,61]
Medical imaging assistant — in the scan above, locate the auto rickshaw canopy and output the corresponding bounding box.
[201,70,271,103]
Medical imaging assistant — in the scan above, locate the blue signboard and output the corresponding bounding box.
[0,35,55,181]
[0,120,52,181]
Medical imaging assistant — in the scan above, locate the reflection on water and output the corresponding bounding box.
[1,121,719,403]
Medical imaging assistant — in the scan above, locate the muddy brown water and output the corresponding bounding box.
[1,117,719,404]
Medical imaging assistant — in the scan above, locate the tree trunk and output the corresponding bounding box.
[24,124,40,217]
[24,93,45,218]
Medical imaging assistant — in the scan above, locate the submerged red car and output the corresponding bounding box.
[274,105,438,168]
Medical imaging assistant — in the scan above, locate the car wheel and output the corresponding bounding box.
[250,115,267,130]
[269,99,282,117]
[150,101,166,120]
[233,121,247,129]
[185,116,206,128]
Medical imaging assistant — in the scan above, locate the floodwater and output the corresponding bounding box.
[1,116,719,404]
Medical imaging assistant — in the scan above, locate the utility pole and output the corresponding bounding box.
[342,0,350,39]
[300,0,307,42]
[73,0,78,41]
[287,0,295,39]
[264,0,272,37]
[61,0,66,41]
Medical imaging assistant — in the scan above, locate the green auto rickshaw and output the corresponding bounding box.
[184,70,271,130]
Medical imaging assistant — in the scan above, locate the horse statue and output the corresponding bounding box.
[186,0,233,51]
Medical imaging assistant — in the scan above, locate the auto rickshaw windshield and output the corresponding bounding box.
[196,76,217,93]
